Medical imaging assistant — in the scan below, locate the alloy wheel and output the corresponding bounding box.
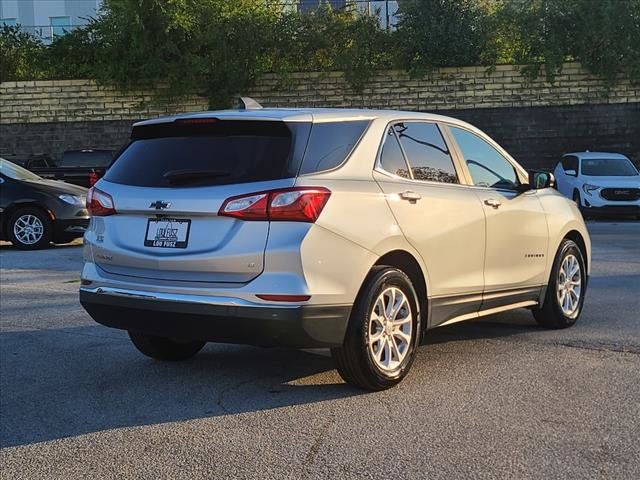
[368,287,413,372]
[556,253,582,318]
[13,214,44,245]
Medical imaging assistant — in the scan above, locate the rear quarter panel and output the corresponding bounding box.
[294,176,432,305]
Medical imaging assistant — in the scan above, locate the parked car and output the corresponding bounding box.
[554,152,640,218]
[30,149,114,188]
[15,153,56,170]
[79,106,591,391]
[0,158,89,250]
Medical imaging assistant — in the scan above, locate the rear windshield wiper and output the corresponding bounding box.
[163,169,230,186]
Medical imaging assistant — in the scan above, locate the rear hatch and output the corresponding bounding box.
[91,118,311,283]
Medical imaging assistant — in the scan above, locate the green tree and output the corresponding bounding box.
[570,0,640,83]
[41,23,103,79]
[271,4,391,90]
[0,25,45,82]
[91,0,282,108]
[394,0,495,75]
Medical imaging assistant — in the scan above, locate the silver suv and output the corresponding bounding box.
[80,105,590,391]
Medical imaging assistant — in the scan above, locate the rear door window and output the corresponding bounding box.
[298,120,370,175]
[105,120,308,188]
[394,122,459,184]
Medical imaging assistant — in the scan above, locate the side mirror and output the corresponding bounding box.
[528,170,556,190]
[565,169,577,176]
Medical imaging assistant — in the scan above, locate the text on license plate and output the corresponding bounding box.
[145,218,191,248]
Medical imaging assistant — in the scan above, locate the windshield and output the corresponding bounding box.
[0,158,42,181]
[581,158,639,176]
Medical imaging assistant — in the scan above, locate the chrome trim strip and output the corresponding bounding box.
[79,287,298,309]
[437,300,538,327]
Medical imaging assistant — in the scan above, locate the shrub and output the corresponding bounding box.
[1,0,639,102]
[271,4,392,90]
[0,25,44,82]
[393,0,496,75]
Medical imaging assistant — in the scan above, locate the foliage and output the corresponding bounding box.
[495,0,574,81]
[88,0,281,108]
[0,25,44,82]
[569,0,640,84]
[393,0,496,75]
[272,5,392,89]
[41,23,103,79]
[1,0,639,104]
[496,0,640,83]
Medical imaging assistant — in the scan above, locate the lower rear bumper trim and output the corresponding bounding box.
[79,289,351,348]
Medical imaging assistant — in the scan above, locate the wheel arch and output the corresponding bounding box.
[564,229,589,274]
[372,249,428,330]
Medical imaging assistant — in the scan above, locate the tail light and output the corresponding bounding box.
[87,187,116,216]
[88,171,99,186]
[219,187,331,222]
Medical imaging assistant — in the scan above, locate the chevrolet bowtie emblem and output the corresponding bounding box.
[149,201,171,210]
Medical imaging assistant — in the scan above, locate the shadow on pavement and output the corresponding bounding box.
[0,311,545,449]
[0,325,360,448]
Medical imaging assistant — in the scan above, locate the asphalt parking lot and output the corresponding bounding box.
[1,221,639,479]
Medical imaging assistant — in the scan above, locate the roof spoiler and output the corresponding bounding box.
[237,97,263,110]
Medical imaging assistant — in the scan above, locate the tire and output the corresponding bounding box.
[572,190,590,220]
[7,207,52,250]
[533,239,587,329]
[129,332,206,361]
[331,266,422,391]
[572,189,581,207]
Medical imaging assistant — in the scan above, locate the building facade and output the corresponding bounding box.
[291,0,399,28]
[0,0,102,42]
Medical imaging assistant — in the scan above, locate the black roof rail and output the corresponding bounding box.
[237,97,263,110]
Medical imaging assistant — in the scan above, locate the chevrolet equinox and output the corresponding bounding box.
[80,104,591,391]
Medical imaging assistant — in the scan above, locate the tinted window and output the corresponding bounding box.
[299,120,369,175]
[450,127,518,189]
[581,158,639,176]
[105,121,301,188]
[379,127,410,178]
[27,155,53,168]
[561,155,578,172]
[60,151,114,168]
[395,122,458,184]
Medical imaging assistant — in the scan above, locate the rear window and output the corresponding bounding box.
[60,150,113,168]
[105,121,309,188]
[104,119,369,187]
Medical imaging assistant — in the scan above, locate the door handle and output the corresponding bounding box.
[399,191,422,202]
[484,198,502,209]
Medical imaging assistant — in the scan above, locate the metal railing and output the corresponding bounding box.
[7,24,85,42]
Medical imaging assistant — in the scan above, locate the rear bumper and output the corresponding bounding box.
[79,288,351,348]
[53,217,89,241]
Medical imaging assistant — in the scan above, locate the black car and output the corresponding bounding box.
[0,158,90,250]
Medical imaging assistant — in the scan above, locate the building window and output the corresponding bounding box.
[1,18,17,27]
[50,16,71,37]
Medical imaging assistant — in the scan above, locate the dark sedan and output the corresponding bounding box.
[0,158,90,250]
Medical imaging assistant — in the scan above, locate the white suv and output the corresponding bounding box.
[80,105,591,391]
[554,152,640,218]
